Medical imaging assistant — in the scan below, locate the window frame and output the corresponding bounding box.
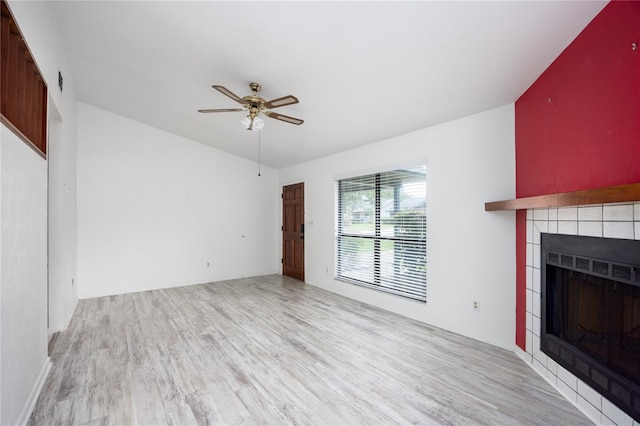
[335,164,427,302]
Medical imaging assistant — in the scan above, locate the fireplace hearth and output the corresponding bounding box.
[541,233,640,422]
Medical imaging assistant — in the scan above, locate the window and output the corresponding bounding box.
[335,165,426,302]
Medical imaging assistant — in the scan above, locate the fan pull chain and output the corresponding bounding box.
[258,130,261,177]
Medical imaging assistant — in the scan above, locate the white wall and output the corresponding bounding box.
[279,104,516,349]
[0,125,49,426]
[77,103,280,298]
[7,0,79,333]
[1,1,79,424]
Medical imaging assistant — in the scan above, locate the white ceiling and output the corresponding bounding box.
[52,1,607,169]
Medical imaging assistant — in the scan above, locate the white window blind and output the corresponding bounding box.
[335,165,426,302]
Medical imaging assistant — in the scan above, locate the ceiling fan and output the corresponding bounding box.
[198,82,304,131]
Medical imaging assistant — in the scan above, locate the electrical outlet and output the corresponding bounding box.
[207,262,210,267]
[72,278,75,287]
[473,300,479,311]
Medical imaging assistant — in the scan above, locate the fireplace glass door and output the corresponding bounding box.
[546,265,640,386]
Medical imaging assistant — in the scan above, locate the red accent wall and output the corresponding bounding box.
[514,1,640,349]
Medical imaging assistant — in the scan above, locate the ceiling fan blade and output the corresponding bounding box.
[264,95,299,109]
[264,111,304,125]
[212,85,245,104]
[198,108,244,113]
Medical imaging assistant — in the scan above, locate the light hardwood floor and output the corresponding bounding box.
[29,275,591,425]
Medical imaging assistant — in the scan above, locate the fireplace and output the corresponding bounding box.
[541,233,640,422]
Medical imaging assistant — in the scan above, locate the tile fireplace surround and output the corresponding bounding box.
[515,202,640,426]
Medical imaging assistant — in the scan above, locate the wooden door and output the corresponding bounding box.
[282,183,304,281]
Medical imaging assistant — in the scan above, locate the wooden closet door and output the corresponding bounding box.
[282,183,304,281]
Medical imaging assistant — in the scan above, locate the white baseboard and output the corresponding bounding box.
[47,298,79,335]
[63,298,79,331]
[15,357,51,426]
[513,346,601,425]
[513,345,531,363]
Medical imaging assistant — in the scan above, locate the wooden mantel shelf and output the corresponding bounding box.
[485,182,640,211]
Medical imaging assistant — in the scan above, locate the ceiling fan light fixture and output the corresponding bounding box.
[241,114,264,132]
[253,117,265,130]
